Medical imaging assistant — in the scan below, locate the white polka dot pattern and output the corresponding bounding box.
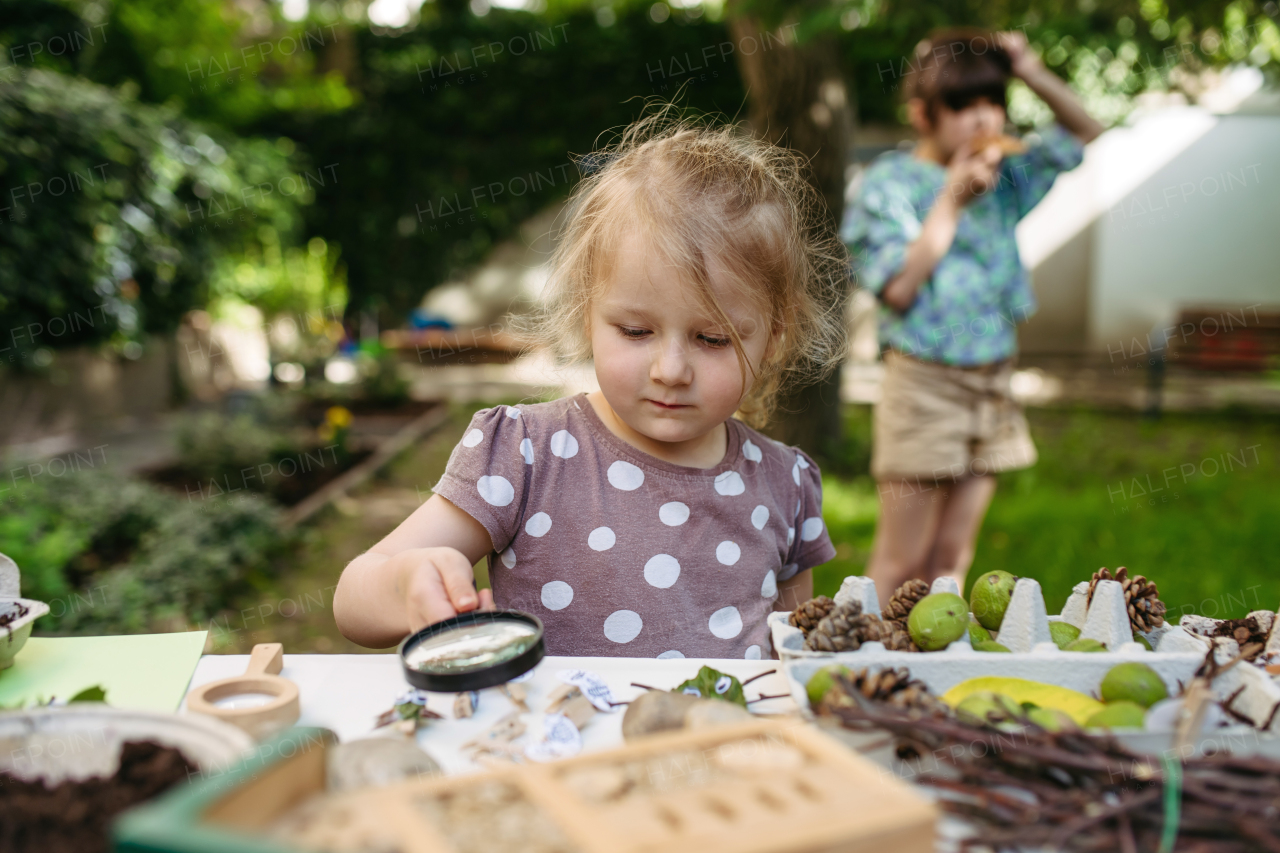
[644,554,681,588]
[800,517,824,542]
[708,606,743,639]
[541,581,574,610]
[659,502,689,526]
[432,395,837,659]
[587,526,616,551]
[714,470,744,496]
[715,541,740,566]
[604,610,643,643]
[550,430,579,459]
[477,475,514,507]
[525,512,552,537]
[607,460,645,490]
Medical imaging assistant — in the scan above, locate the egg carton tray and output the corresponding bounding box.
[772,576,1280,732]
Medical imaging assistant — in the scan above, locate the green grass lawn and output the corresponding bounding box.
[816,406,1280,620]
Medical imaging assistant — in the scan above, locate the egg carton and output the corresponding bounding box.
[772,576,1280,732]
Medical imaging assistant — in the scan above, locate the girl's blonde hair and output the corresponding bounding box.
[511,105,849,429]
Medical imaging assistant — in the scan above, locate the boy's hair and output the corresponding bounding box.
[510,104,849,429]
[904,28,1012,123]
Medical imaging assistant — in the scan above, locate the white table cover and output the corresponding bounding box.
[183,654,796,776]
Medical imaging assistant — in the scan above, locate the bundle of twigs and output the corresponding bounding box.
[821,694,1280,852]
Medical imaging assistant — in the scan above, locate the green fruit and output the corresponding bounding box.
[1086,701,1147,730]
[1026,707,1076,733]
[908,592,970,651]
[1134,632,1154,651]
[1049,622,1081,650]
[970,570,1018,631]
[1065,638,1107,652]
[969,622,993,645]
[1100,662,1168,708]
[806,664,851,708]
[956,691,1023,726]
[974,641,1011,653]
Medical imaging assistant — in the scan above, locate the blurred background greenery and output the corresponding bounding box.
[2,0,1277,646]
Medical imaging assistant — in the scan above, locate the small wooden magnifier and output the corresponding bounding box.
[187,643,300,740]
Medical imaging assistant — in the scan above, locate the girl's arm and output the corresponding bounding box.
[772,569,814,614]
[333,494,496,649]
[1000,32,1104,144]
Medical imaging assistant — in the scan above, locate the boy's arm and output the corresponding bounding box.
[881,146,1002,312]
[333,494,496,649]
[1000,32,1104,144]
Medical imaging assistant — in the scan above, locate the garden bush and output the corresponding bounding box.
[0,69,309,362]
[0,468,287,633]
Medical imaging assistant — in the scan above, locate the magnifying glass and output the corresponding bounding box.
[398,610,544,692]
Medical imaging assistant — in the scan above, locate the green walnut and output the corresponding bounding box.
[1086,701,1147,730]
[1049,621,1081,649]
[1064,638,1107,652]
[908,593,970,651]
[1100,662,1168,708]
[969,570,1018,631]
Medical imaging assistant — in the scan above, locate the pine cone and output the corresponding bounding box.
[789,595,837,637]
[806,607,920,653]
[884,579,930,627]
[856,616,919,652]
[820,667,945,716]
[804,602,864,652]
[1088,566,1167,634]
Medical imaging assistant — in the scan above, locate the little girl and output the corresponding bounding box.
[334,111,848,658]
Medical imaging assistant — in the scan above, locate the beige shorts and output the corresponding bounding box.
[871,350,1037,482]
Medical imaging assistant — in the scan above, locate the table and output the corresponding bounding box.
[183,654,797,776]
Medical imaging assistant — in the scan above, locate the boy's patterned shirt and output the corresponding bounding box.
[841,124,1084,366]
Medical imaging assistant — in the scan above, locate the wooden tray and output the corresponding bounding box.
[116,721,936,853]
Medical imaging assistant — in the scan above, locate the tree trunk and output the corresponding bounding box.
[726,9,853,467]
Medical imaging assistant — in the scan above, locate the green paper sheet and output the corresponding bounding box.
[0,632,208,712]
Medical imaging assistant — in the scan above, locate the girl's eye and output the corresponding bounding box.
[617,327,649,339]
[699,335,731,348]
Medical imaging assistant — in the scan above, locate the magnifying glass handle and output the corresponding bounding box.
[246,643,285,677]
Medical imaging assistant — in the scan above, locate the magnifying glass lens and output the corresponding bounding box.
[405,620,538,674]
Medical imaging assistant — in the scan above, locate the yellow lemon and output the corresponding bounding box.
[942,676,1105,726]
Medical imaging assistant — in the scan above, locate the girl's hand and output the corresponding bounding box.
[394,546,496,633]
[944,141,1003,207]
[997,31,1044,80]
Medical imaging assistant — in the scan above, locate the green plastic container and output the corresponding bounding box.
[114,728,336,853]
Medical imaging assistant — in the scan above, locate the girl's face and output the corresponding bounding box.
[910,96,1006,163]
[588,231,774,451]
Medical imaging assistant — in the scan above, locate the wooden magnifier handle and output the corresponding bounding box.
[247,643,284,676]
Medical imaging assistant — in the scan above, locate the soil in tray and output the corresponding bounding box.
[0,740,196,853]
